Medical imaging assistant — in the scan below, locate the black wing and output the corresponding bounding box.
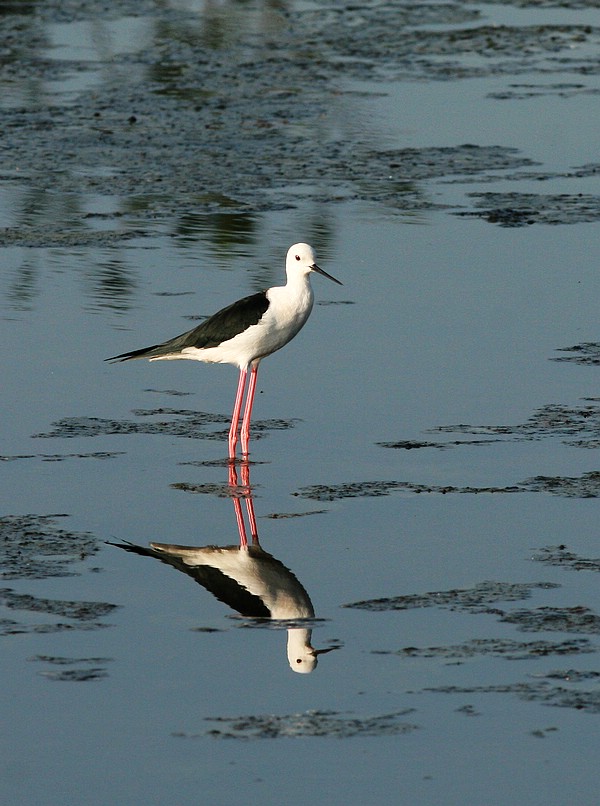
[106,291,270,362]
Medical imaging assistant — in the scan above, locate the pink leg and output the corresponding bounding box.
[229,463,250,548]
[240,364,259,457]
[233,496,249,548]
[245,496,259,543]
[240,462,259,542]
[228,368,247,459]
[228,464,248,546]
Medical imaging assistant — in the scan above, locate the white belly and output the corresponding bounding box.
[173,285,315,370]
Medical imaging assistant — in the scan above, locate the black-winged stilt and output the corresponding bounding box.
[109,464,337,673]
[106,243,341,459]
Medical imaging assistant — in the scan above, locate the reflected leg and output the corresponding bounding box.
[229,463,248,547]
[240,461,258,542]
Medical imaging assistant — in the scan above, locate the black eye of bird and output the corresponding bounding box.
[295,254,300,261]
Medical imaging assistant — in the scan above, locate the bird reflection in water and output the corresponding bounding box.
[110,463,337,673]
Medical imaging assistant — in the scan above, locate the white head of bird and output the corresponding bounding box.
[287,630,339,674]
[285,243,342,287]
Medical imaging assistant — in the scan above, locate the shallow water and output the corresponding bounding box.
[2,1,600,804]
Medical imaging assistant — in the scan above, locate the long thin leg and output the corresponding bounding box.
[240,461,259,542]
[229,465,249,547]
[228,368,247,459]
[229,463,257,547]
[232,496,248,547]
[240,364,259,457]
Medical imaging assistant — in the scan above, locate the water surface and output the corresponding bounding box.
[2,1,600,804]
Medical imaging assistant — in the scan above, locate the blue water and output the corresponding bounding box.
[2,2,600,805]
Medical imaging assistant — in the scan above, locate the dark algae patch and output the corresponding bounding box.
[34,409,294,442]
[0,589,117,636]
[533,545,600,572]
[0,588,118,637]
[427,400,600,447]
[0,619,113,637]
[179,709,419,740]
[523,472,600,498]
[36,667,110,682]
[1,0,598,249]
[344,581,559,613]
[28,655,114,682]
[375,638,595,662]
[500,606,600,635]
[376,438,505,450]
[425,680,600,714]
[357,579,600,713]
[0,515,117,643]
[0,589,116,621]
[356,399,600,500]
[553,344,600,365]
[0,451,125,462]
[424,659,600,714]
[375,399,600,453]
[296,476,600,499]
[0,513,99,580]
[456,193,600,226]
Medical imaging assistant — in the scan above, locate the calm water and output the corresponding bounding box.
[2,1,600,804]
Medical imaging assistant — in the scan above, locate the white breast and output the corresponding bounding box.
[180,283,315,370]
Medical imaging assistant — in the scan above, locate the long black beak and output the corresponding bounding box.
[311,263,343,286]
[313,645,340,657]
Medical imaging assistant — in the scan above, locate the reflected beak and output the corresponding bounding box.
[311,263,343,286]
[313,646,340,657]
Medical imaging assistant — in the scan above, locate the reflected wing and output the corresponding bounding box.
[108,541,271,617]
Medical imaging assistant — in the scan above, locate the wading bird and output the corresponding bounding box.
[106,243,341,458]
